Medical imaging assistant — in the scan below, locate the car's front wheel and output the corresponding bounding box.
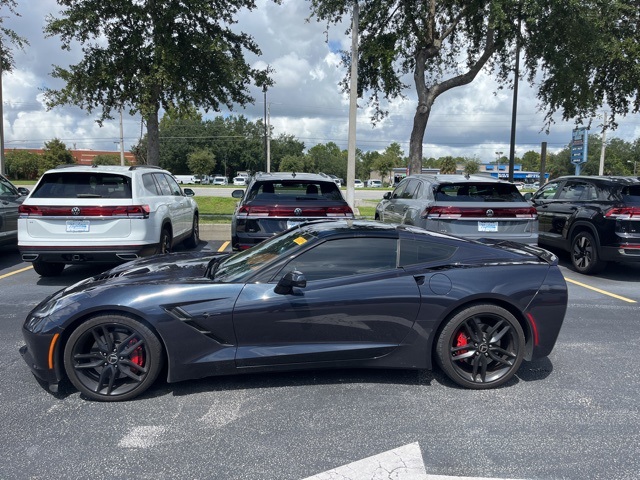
[435,304,525,389]
[158,228,172,254]
[571,231,606,274]
[32,261,65,277]
[63,315,164,401]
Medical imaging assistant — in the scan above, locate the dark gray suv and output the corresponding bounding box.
[231,172,354,250]
[0,174,28,247]
[376,174,538,245]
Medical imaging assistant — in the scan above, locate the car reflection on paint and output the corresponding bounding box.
[20,220,567,401]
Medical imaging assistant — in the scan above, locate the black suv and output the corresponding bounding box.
[231,172,354,250]
[528,176,640,274]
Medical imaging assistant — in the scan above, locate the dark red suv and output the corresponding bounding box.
[528,176,640,274]
[231,172,354,250]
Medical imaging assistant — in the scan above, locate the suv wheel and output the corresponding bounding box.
[32,261,65,277]
[183,214,199,249]
[159,228,172,254]
[571,231,606,274]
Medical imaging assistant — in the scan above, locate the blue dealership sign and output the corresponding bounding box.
[570,127,589,165]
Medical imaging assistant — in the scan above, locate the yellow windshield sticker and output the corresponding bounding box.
[293,236,308,245]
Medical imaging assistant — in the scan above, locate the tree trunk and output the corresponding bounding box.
[408,104,430,176]
[146,105,160,166]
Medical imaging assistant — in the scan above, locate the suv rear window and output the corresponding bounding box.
[30,172,133,199]
[621,185,640,203]
[246,180,343,202]
[435,183,524,202]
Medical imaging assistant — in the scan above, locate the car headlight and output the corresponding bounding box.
[24,294,82,333]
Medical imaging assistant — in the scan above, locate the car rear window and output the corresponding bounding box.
[30,172,133,199]
[435,183,524,202]
[621,185,640,203]
[246,180,343,202]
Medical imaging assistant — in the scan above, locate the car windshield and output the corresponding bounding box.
[435,183,525,202]
[30,172,133,199]
[246,180,343,202]
[213,227,318,283]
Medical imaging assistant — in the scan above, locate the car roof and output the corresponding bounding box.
[253,172,337,182]
[407,174,510,185]
[552,175,640,186]
[43,165,169,176]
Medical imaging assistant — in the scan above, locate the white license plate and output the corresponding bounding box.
[287,220,305,229]
[478,221,498,232]
[66,220,90,233]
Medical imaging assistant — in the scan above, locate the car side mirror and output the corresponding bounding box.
[232,189,245,198]
[17,187,30,196]
[383,192,391,200]
[523,192,533,201]
[183,188,195,197]
[274,271,307,295]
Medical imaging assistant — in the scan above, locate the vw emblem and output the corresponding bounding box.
[485,209,494,217]
[71,207,81,216]
[294,208,303,216]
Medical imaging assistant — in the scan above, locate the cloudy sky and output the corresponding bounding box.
[4,0,640,163]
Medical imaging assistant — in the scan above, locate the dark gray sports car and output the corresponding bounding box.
[20,220,568,401]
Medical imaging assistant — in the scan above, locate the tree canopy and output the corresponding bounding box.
[309,0,640,175]
[43,0,278,166]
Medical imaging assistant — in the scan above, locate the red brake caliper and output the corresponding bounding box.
[456,332,468,356]
[128,339,145,371]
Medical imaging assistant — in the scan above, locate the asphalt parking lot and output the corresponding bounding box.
[1,238,639,480]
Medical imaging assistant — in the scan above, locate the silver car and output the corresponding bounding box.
[375,174,538,244]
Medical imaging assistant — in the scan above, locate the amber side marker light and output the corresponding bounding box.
[48,333,60,369]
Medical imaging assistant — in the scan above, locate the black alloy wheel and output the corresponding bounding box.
[436,304,525,389]
[183,214,200,249]
[63,315,163,401]
[159,228,172,254]
[571,231,606,274]
[32,261,65,277]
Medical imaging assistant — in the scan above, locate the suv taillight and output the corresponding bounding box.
[423,206,537,219]
[605,207,640,219]
[236,205,354,218]
[19,205,150,218]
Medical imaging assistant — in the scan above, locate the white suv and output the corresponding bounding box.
[18,165,199,276]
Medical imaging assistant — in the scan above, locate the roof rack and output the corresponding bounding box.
[128,165,164,171]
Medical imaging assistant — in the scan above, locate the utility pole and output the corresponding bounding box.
[345,1,359,211]
[262,85,268,173]
[0,37,5,175]
[508,14,522,183]
[119,107,125,166]
[266,102,271,173]
[598,112,607,176]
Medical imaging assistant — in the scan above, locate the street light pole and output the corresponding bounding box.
[495,151,503,178]
[262,84,268,173]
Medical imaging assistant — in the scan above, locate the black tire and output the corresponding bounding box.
[63,315,164,401]
[32,261,65,277]
[436,304,525,389]
[571,231,606,274]
[158,228,172,254]
[183,214,200,249]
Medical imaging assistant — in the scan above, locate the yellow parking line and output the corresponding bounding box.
[0,265,33,280]
[565,277,636,304]
[218,241,230,252]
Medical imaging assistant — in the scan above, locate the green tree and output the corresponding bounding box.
[278,155,306,173]
[41,139,75,174]
[43,0,277,167]
[309,1,640,176]
[360,150,381,180]
[521,151,541,172]
[439,157,458,174]
[92,154,127,166]
[5,149,40,180]
[464,158,481,175]
[187,149,216,178]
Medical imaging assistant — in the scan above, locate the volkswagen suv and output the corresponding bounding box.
[527,175,640,274]
[231,172,354,250]
[19,165,199,276]
[376,174,538,245]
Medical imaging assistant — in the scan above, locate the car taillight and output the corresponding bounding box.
[18,205,150,218]
[606,207,640,219]
[423,206,537,219]
[236,205,354,217]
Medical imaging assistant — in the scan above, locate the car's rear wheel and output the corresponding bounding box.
[32,261,65,277]
[571,231,606,274]
[183,214,199,249]
[436,304,525,389]
[63,315,163,401]
[159,228,172,254]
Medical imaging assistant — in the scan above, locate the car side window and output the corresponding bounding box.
[391,181,407,199]
[153,173,173,196]
[534,181,561,200]
[399,238,457,266]
[401,179,420,199]
[164,174,183,196]
[279,237,398,282]
[142,173,160,195]
[558,181,592,201]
